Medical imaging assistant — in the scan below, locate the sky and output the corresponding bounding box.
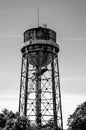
[0,0,86,129]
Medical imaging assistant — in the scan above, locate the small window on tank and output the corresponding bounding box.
[37,30,43,39]
[33,30,36,39]
[43,29,49,40]
[24,33,29,42]
[29,30,34,39]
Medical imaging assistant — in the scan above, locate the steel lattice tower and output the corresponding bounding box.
[19,25,63,130]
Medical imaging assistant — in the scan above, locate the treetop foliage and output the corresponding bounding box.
[67,102,86,130]
[0,109,30,130]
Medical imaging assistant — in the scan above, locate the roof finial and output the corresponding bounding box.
[37,8,39,27]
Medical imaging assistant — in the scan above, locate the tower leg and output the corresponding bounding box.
[19,56,23,113]
[51,53,57,128]
[56,56,63,130]
[36,65,41,129]
[24,53,29,116]
[35,51,42,129]
[19,53,29,117]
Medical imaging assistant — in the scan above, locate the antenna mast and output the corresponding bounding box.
[37,8,39,27]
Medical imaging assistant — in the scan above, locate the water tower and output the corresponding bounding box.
[19,25,63,130]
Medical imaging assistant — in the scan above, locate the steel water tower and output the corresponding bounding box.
[19,25,63,130]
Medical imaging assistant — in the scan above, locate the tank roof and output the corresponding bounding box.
[23,26,56,35]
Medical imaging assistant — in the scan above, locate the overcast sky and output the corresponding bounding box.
[0,0,86,129]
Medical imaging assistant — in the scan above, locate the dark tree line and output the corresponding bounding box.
[0,109,62,130]
[1,101,86,130]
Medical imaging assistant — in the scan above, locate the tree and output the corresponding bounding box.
[0,113,6,128]
[0,109,31,130]
[0,109,18,129]
[14,116,30,130]
[67,102,86,130]
[4,116,30,130]
[42,118,62,130]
